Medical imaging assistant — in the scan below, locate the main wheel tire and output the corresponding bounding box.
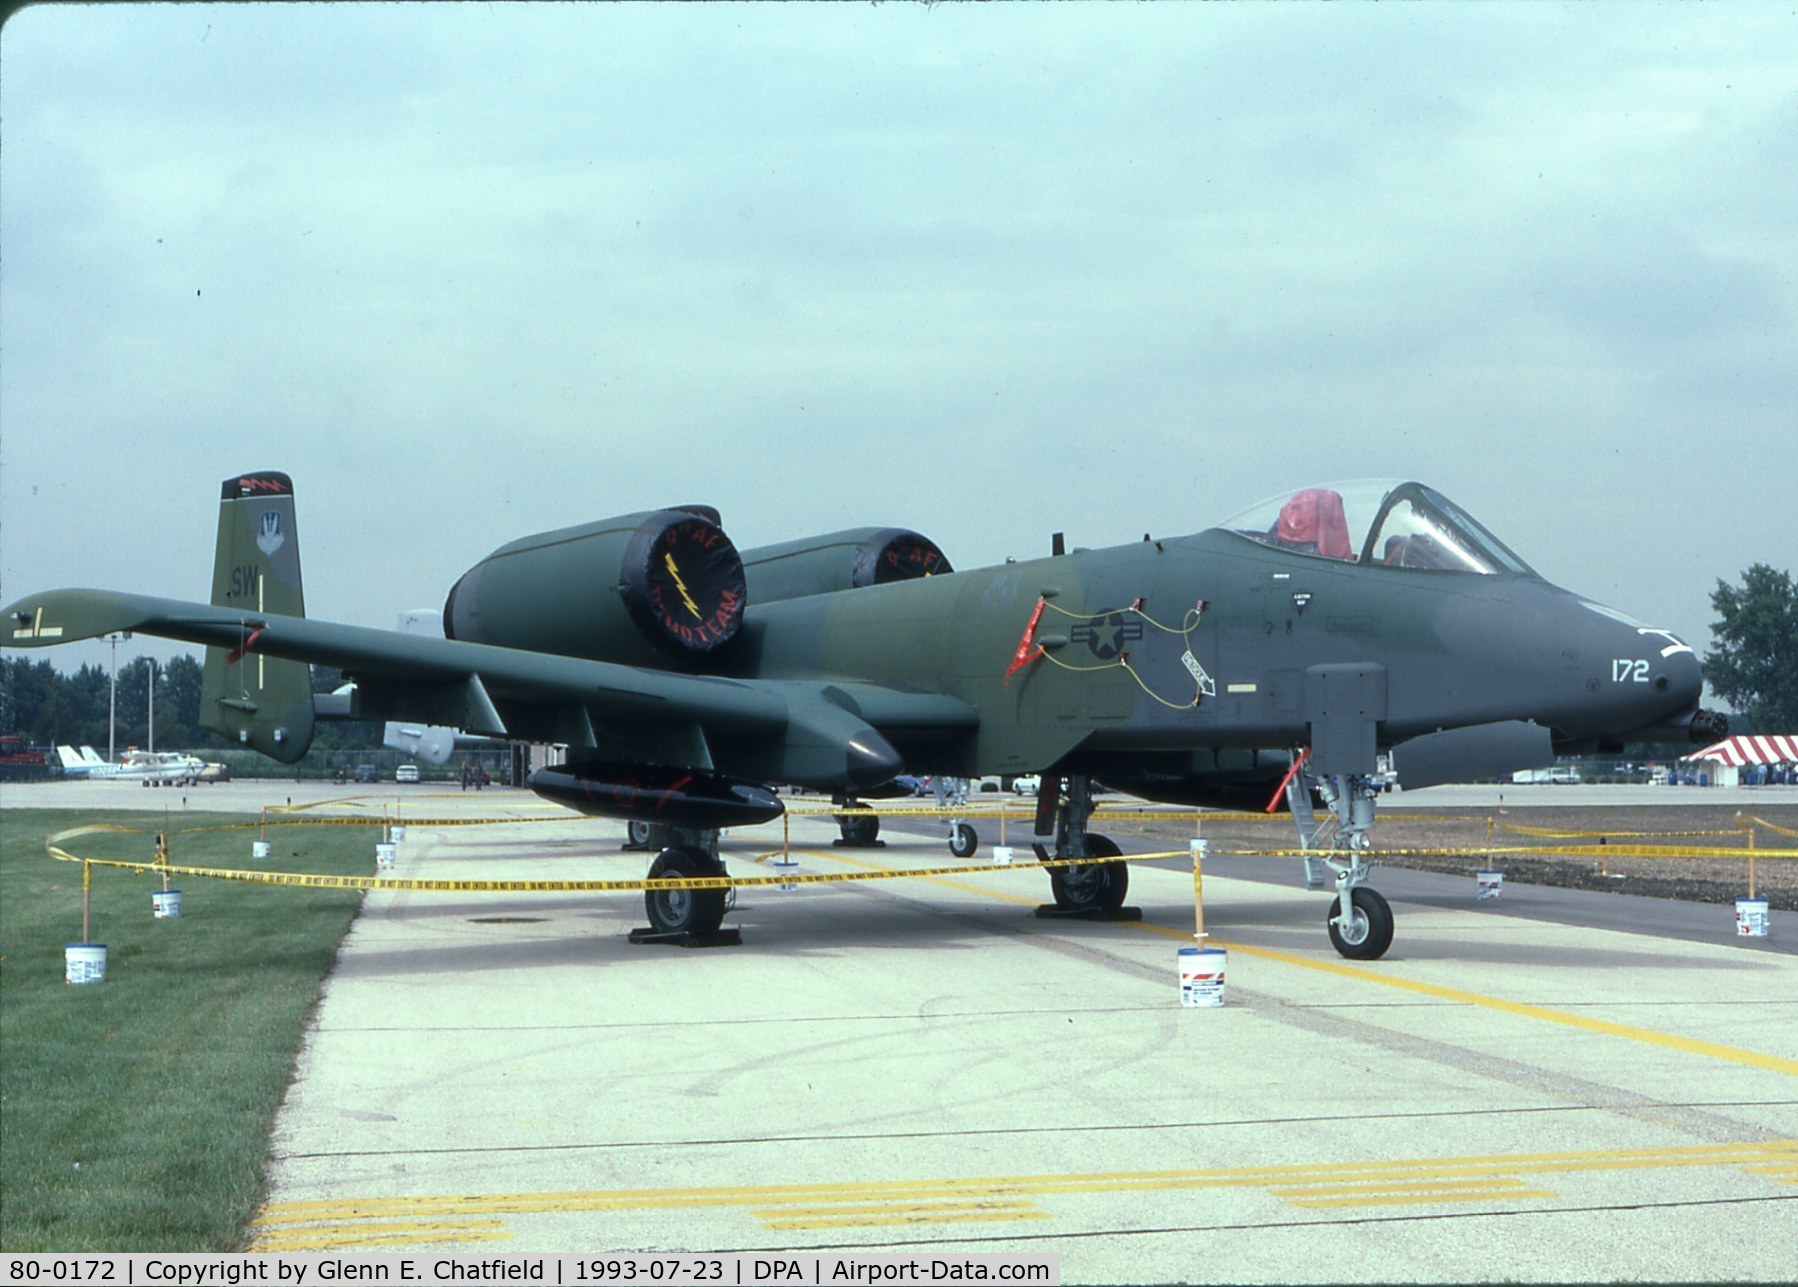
[644,847,728,937]
[835,812,879,845]
[626,820,653,849]
[948,822,978,859]
[1049,834,1128,912]
[1326,886,1393,960]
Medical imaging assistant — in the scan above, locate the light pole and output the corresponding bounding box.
[106,632,132,761]
[147,657,156,754]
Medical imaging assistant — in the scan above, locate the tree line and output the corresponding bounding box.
[0,655,382,754]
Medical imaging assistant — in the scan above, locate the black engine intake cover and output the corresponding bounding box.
[444,507,746,668]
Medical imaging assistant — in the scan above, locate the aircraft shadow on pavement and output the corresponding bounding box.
[334,895,1056,975]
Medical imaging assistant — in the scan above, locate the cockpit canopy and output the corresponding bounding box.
[1214,481,1534,575]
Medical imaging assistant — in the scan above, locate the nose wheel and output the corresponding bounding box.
[1326,886,1392,960]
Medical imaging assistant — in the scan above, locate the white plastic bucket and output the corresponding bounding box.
[1736,898,1770,938]
[772,854,799,893]
[391,825,407,842]
[1178,947,1227,1007]
[152,889,183,919]
[375,842,396,871]
[992,845,1014,867]
[251,840,271,861]
[65,943,108,985]
[1477,870,1504,900]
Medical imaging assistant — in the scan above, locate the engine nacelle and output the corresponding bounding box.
[740,527,952,604]
[444,507,746,668]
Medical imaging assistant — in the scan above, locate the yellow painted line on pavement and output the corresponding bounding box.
[252,1139,1798,1248]
[756,1199,1050,1231]
[1290,1187,1559,1209]
[1269,1176,1547,1204]
[250,1220,508,1252]
[819,849,1043,906]
[1184,932,1798,1078]
[807,844,1798,1078]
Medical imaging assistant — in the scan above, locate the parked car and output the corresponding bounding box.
[1011,774,1041,796]
[354,764,378,783]
[395,764,420,783]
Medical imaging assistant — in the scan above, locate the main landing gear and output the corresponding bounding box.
[832,797,883,848]
[1288,766,1394,960]
[633,824,739,945]
[1032,774,1134,919]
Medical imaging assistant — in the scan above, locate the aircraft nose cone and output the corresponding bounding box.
[1587,609,1705,739]
[1657,643,1703,712]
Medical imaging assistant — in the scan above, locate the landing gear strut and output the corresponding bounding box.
[1033,773,1134,918]
[1289,766,1394,960]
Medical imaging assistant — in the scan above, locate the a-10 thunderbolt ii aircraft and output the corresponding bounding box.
[4,472,1721,959]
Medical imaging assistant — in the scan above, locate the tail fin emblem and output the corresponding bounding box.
[256,511,285,557]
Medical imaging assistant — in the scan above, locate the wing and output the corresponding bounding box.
[4,587,976,790]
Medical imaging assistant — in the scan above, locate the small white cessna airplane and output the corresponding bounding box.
[57,745,211,785]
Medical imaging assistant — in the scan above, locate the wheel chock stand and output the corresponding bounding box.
[1032,904,1143,922]
[628,927,744,948]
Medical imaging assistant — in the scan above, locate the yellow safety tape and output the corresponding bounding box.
[1520,844,1798,860]
[1499,824,1748,839]
[789,802,1534,824]
[1220,844,1798,861]
[787,804,1031,818]
[46,839,1174,894]
[1744,814,1798,839]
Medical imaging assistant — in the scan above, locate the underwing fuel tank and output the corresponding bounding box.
[528,760,784,829]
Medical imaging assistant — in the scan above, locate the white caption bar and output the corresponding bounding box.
[0,1254,1060,1287]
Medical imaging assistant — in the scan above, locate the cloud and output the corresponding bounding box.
[3,1,1794,671]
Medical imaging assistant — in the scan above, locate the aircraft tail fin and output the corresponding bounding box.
[199,472,316,763]
[57,745,82,769]
[80,746,105,766]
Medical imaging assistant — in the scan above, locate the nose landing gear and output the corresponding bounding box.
[1289,765,1395,960]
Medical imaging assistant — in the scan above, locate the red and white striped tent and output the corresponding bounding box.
[1684,734,1798,766]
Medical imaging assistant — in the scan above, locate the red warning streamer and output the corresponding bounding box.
[226,628,264,667]
[1004,598,1048,687]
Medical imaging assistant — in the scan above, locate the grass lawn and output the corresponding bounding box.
[0,808,372,1251]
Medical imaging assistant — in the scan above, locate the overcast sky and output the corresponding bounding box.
[3,2,1794,686]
